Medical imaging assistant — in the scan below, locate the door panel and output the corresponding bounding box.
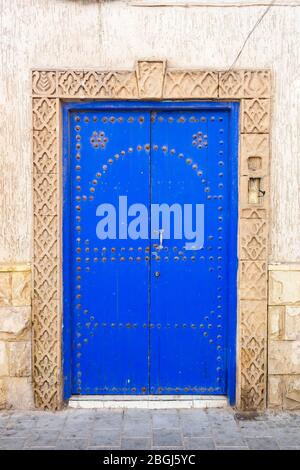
[150,110,230,394]
[70,110,150,394]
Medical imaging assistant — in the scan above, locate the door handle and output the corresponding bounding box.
[154,271,160,278]
[159,229,164,250]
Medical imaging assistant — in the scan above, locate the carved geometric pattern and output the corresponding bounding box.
[240,207,267,220]
[242,99,270,133]
[136,60,166,98]
[33,174,57,216]
[32,98,57,130]
[32,98,57,175]
[219,71,244,98]
[244,71,271,98]
[240,219,267,260]
[164,71,218,98]
[33,210,58,256]
[32,298,60,409]
[32,62,271,411]
[240,300,267,409]
[240,261,268,300]
[58,71,138,98]
[219,70,271,99]
[32,91,60,410]
[32,71,57,96]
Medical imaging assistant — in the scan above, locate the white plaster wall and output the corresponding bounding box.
[0,0,299,263]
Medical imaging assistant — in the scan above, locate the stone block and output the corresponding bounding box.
[283,375,300,410]
[0,342,9,376]
[0,379,6,408]
[0,273,11,307]
[11,271,31,307]
[269,340,300,375]
[136,60,166,99]
[2,377,34,409]
[0,306,31,337]
[284,306,300,341]
[269,270,300,305]
[268,306,284,340]
[240,134,269,177]
[244,70,271,98]
[8,341,31,377]
[268,375,283,408]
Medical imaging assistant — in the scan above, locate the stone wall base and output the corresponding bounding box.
[0,265,34,409]
[268,265,300,410]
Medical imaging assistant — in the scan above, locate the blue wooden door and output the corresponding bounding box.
[65,103,237,399]
[69,110,151,394]
[150,110,229,394]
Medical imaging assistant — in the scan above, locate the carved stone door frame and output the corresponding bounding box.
[32,60,271,410]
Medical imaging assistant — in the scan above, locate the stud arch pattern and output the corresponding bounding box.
[32,60,271,410]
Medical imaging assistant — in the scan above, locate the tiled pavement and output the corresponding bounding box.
[0,408,300,450]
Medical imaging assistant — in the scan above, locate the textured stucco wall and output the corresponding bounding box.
[0,0,299,409]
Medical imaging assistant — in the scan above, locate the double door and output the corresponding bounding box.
[67,105,234,396]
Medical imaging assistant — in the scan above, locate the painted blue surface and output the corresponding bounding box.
[63,101,239,403]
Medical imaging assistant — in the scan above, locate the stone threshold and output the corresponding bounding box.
[69,395,228,409]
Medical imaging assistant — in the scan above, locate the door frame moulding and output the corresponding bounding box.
[62,99,239,404]
[32,60,271,410]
